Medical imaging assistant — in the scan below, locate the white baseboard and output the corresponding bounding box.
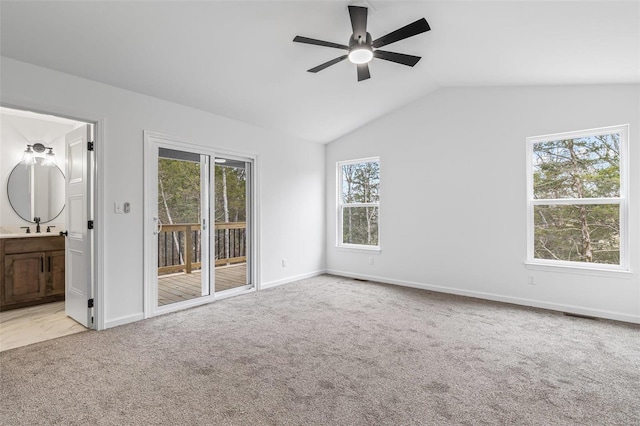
[102,271,324,329]
[104,312,145,329]
[326,269,640,325]
[260,269,326,290]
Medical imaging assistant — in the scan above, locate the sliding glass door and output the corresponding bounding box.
[155,148,210,307]
[155,148,211,306]
[144,132,255,317]
[214,157,252,292]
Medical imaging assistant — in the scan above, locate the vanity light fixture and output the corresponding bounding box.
[21,145,36,166]
[21,142,56,167]
[42,148,57,167]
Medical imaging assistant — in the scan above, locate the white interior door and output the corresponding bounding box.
[64,124,92,327]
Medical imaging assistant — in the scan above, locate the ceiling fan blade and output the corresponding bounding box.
[372,18,430,49]
[308,55,348,73]
[373,50,422,67]
[357,63,371,81]
[293,36,348,50]
[348,6,368,41]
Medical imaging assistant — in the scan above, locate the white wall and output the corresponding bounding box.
[1,57,325,329]
[326,84,640,323]
[0,112,72,231]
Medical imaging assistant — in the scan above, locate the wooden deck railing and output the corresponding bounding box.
[158,222,246,275]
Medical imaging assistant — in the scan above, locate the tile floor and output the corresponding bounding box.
[0,301,87,352]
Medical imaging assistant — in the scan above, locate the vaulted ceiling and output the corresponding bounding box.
[1,1,638,143]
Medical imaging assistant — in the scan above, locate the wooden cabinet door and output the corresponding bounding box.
[46,250,66,297]
[4,252,46,304]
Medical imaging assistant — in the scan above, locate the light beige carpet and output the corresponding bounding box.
[1,275,639,425]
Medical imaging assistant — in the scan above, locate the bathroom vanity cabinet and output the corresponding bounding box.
[0,235,65,311]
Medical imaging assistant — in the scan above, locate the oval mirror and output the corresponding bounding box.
[7,159,65,223]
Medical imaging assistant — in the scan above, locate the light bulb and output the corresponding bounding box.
[43,148,57,167]
[21,146,35,166]
[348,47,373,64]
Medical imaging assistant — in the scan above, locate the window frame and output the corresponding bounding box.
[525,124,629,272]
[336,157,381,251]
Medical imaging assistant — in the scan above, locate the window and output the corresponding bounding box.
[526,125,628,270]
[337,158,380,249]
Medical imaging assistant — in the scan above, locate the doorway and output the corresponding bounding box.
[0,106,98,350]
[144,132,256,318]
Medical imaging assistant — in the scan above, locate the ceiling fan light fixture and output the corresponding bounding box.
[293,6,430,81]
[348,46,373,64]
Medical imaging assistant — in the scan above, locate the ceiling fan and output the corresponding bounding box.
[293,5,430,82]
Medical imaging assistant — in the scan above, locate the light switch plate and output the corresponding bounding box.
[114,202,123,214]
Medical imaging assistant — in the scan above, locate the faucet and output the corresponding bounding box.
[34,217,41,233]
[20,226,31,234]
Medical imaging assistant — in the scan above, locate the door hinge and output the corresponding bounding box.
[88,141,94,151]
[91,316,94,325]
[88,220,94,229]
[88,298,94,308]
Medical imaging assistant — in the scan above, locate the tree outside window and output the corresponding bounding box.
[527,125,628,269]
[338,158,380,248]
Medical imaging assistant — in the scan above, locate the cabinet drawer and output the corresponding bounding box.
[5,236,65,254]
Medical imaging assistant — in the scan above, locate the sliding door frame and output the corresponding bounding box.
[212,154,256,299]
[143,131,259,318]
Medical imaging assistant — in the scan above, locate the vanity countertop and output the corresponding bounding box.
[0,233,62,239]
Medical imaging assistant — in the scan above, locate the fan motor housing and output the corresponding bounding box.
[349,32,372,49]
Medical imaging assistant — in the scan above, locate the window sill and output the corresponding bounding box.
[524,261,632,278]
[335,245,381,254]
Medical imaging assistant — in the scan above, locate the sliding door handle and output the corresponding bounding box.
[153,217,163,235]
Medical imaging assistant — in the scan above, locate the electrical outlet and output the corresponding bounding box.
[282,258,287,268]
[528,276,535,285]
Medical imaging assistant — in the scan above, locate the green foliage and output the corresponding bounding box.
[533,134,619,199]
[342,207,378,245]
[158,158,201,224]
[534,204,620,264]
[214,165,246,222]
[342,162,380,203]
[158,159,247,225]
[532,133,620,264]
